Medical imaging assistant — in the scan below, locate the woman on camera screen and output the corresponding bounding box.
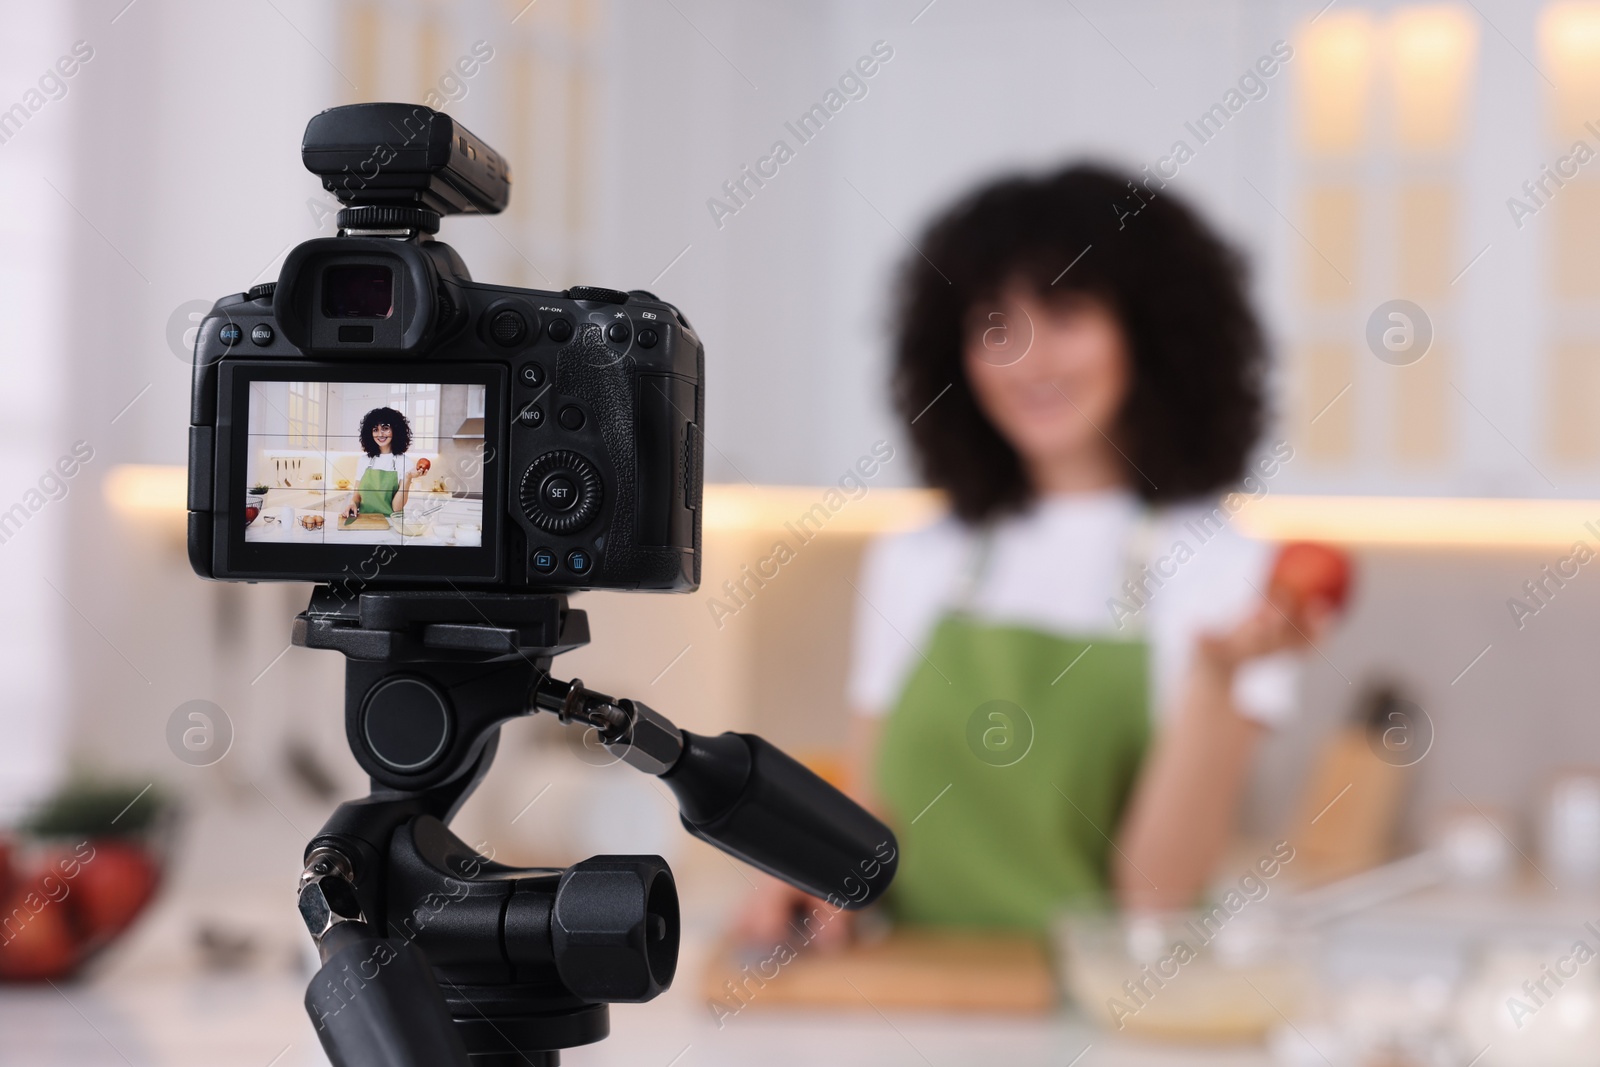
[745,165,1333,939]
[342,405,426,522]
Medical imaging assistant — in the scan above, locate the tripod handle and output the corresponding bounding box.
[663,730,899,908]
[534,679,899,907]
[305,924,470,1067]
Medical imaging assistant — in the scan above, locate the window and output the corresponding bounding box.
[287,381,324,448]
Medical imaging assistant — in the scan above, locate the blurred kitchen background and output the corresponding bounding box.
[3,0,1600,1063]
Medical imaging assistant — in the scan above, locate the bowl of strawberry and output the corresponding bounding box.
[0,781,168,982]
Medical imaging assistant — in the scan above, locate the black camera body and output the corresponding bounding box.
[187,103,703,593]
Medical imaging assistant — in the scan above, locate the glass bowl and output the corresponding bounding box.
[1054,908,1314,1042]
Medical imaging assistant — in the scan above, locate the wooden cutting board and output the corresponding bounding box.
[338,514,392,530]
[701,930,1057,1014]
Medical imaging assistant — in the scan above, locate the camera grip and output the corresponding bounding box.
[662,731,898,908]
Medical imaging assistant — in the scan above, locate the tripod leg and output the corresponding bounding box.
[305,924,471,1067]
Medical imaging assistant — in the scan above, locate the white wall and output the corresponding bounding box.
[0,7,75,818]
[52,0,344,816]
[591,0,1589,498]
[593,0,1284,485]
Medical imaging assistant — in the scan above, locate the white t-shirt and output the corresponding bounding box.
[358,453,405,478]
[848,489,1298,726]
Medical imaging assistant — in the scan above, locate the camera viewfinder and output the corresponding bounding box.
[324,265,394,319]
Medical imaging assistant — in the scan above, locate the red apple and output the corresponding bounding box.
[0,884,78,980]
[415,458,431,472]
[69,840,158,942]
[1270,542,1352,614]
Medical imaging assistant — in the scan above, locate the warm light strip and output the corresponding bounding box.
[104,464,189,516]
[104,465,1600,548]
[701,484,943,535]
[1234,494,1600,548]
[97,466,946,535]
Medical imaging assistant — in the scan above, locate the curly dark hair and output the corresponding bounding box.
[358,406,412,457]
[891,163,1266,523]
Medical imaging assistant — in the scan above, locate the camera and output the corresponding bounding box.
[187,102,703,593]
[180,104,895,1066]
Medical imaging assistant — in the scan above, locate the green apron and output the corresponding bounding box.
[356,465,400,516]
[875,524,1154,932]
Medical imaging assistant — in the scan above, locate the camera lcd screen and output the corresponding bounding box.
[241,381,487,550]
[323,265,393,318]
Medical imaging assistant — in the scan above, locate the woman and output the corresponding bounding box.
[744,164,1329,940]
[342,405,426,522]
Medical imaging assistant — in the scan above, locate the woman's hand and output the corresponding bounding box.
[1195,594,1334,676]
[734,875,854,951]
[1115,593,1327,912]
[729,714,881,950]
[342,501,359,521]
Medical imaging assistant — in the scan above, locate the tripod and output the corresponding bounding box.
[290,586,897,1067]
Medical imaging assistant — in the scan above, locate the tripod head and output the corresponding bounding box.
[292,588,898,1067]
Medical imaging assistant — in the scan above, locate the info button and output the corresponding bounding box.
[541,474,578,512]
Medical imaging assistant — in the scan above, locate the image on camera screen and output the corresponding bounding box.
[242,381,486,547]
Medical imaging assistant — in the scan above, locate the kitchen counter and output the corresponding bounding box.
[244,491,484,547]
[0,809,1272,1067]
[9,805,1574,1066]
[0,945,1271,1067]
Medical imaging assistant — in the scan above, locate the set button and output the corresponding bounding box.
[519,449,602,534]
[540,474,577,512]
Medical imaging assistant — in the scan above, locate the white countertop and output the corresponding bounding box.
[6,800,1575,1066]
[244,491,484,547]
[0,948,1269,1067]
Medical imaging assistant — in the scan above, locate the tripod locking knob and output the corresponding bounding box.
[298,847,365,942]
[550,856,680,1003]
[533,677,684,776]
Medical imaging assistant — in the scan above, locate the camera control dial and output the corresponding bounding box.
[520,450,602,534]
